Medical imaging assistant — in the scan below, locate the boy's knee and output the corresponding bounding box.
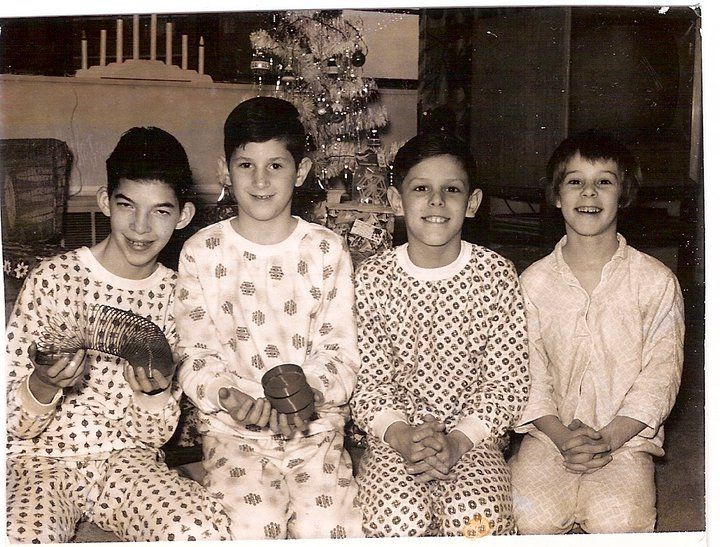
[228,517,287,540]
[361,500,434,537]
[444,510,517,536]
[439,493,516,536]
[159,514,231,541]
[513,496,576,535]
[290,512,362,539]
[7,520,75,544]
[581,500,655,534]
[516,515,575,535]
[222,499,288,540]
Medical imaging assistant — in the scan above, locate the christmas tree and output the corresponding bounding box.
[250,10,392,200]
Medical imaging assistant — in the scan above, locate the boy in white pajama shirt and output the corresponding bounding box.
[510,130,685,534]
[5,127,231,542]
[175,97,362,539]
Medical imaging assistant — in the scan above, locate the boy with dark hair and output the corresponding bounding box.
[175,97,362,539]
[5,126,231,542]
[510,130,684,534]
[351,132,530,536]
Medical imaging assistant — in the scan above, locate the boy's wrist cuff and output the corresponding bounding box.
[133,388,174,412]
[616,408,659,439]
[20,375,62,414]
[453,416,492,448]
[304,373,325,396]
[371,410,409,443]
[514,404,559,433]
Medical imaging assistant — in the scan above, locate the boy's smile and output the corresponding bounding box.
[556,153,622,241]
[96,178,193,279]
[422,215,451,224]
[227,139,311,244]
[388,154,481,268]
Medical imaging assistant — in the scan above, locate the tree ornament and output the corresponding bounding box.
[351,49,366,67]
[368,128,381,148]
[281,63,296,83]
[387,163,395,187]
[250,47,271,76]
[340,163,354,194]
[326,56,339,78]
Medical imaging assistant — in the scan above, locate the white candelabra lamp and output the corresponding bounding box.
[75,14,212,83]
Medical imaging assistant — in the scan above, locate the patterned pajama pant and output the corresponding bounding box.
[6,447,231,543]
[201,429,362,539]
[356,437,517,537]
[509,434,656,534]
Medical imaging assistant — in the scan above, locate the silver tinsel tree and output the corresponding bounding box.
[250,10,390,190]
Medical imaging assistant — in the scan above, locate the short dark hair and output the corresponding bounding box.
[546,129,641,208]
[224,97,306,166]
[392,132,479,191]
[106,127,194,206]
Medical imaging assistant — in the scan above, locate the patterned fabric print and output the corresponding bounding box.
[7,455,91,543]
[510,435,656,534]
[175,217,359,440]
[7,449,231,542]
[168,393,204,448]
[5,247,182,459]
[350,242,528,537]
[201,430,362,539]
[351,242,529,448]
[516,234,684,455]
[356,438,516,537]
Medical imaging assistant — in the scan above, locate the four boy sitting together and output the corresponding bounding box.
[5,96,685,541]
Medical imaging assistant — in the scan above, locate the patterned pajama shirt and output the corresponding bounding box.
[175,217,362,539]
[351,242,530,537]
[510,235,684,534]
[5,248,231,542]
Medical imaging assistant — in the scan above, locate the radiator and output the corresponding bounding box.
[63,212,111,249]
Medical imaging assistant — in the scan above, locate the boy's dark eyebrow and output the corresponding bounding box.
[564,169,618,176]
[406,176,468,184]
[232,155,289,162]
[113,192,177,208]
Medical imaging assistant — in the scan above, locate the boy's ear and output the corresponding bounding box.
[175,202,196,231]
[387,185,404,216]
[295,157,312,188]
[465,189,483,218]
[97,187,111,217]
[219,156,231,188]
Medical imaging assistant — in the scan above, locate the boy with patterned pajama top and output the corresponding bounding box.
[5,127,232,542]
[351,133,530,537]
[175,97,362,539]
[509,131,684,534]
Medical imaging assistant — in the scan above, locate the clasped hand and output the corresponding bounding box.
[558,418,613,474]
[219,386,324,439]
[387,415,469,483]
